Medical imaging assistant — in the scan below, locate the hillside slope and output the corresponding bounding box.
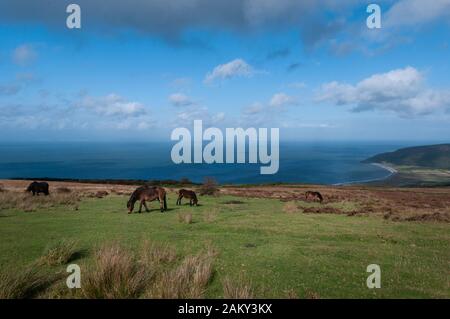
[363,144,450,169]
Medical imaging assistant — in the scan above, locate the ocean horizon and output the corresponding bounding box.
[0,141,420,185]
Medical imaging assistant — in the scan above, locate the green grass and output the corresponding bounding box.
[0,194,449,298]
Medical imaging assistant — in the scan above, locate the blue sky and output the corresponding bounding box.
[1,0,450,142]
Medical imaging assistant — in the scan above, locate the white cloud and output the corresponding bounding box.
[173,106,225,126]
[168,93,195,107]
[317,66,450,116]
[204,59,256,84]
[77,93,147,117]
[1,92,156,131]
[269,92,298,108]
[243,102,265,115]
[385,0,450,28]
[240,92,298,126]
[280,121,336,129]
[12,44,37,66]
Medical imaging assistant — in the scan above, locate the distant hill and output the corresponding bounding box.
[363,144,450,170]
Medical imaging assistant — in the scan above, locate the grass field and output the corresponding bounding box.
[0,185,449,299]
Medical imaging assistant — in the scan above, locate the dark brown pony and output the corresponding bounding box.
[176,189,198,206]
[305,191,323,203]
[26,181,50,196]
[127,186,167,213]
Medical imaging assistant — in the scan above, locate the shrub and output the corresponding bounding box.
[199,177,219,196]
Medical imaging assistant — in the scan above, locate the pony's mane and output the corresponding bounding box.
[127,188,141,206]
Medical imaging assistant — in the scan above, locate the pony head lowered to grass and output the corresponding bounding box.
[127,186,167,213]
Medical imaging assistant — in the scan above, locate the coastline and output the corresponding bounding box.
[2,163,399,187]
[333,162,398,186]
[371,162,398,174]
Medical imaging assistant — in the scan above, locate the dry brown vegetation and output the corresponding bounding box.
[178,212,193,224]
[38,240,80,266]
[0,267,62,299]
[0,240,218,299]
[199,177,220,196]
[81,243,150,298]
[147,247,216,298]
[79,241,217,299]
[223,185,450,223]
[0,192,80,212]
[56,187,72,194]
[222,275,254,299]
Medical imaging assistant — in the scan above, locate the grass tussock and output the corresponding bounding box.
[178,212,193,224]
[222,275,254,299]
[0,192,80,212]
[0,267,61,299]
[139,240,177,268]
[147,246,216,298]
[38,239,79,266]
[80,242,216,299]
[81,243,150,299]
[284,288,299,299]
[305,290,320,299]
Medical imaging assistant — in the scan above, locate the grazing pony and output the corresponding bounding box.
[176,189,198,206]
[26,181,50,196]
[305,191,323,203]
[127,186,167,213]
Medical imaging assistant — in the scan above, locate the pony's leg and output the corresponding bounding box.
[159,196,164,212]
[178,195,183,205]
[138,201,143,213]
[176,195,181,205]
[143,201,150,212]
[189,198,193,206]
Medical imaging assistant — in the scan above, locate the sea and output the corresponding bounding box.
[0,141,415,185]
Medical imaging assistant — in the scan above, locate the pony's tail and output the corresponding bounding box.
[163,194,167,210]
